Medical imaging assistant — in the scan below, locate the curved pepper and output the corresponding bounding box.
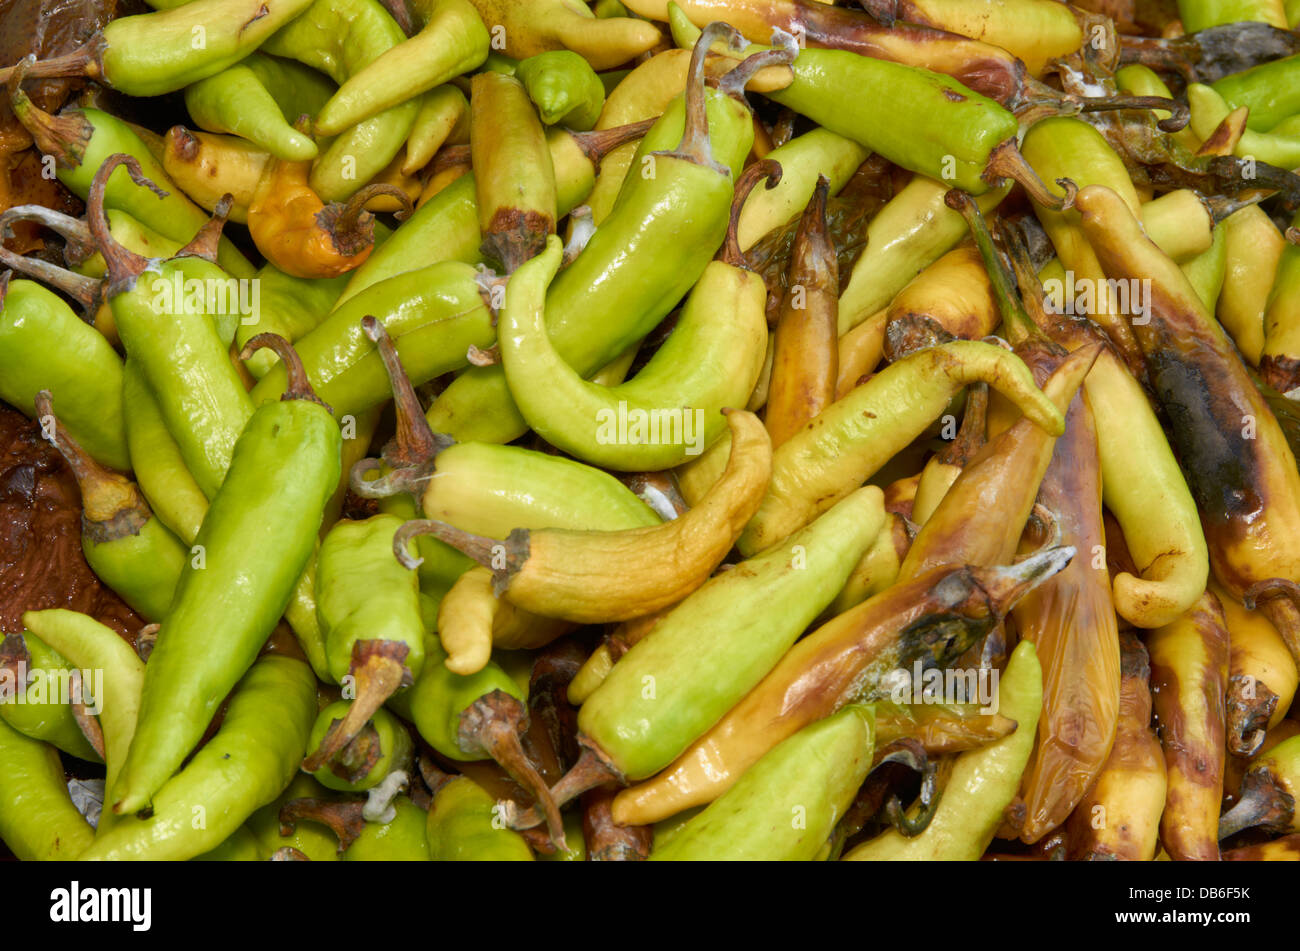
[160,126,269,224]
[110,334,341,816]
[464,0,661,70]
[1261,209,1300,395]
[0,717,94,860]
[183,56,324,162]
[515,50,606,130]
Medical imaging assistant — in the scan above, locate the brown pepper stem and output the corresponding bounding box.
[571,117,657,168]
[334,183,415,242]
[457,690,566,850]
[270,847,311,861]
[583,785,652,861]
[33,390,150,537]
[0,634,31,697]
[324,721,385,786]
[279,798,367,853]
[1074,94,1190,133]
[547,739,624,813]
[0,236,101,314]
[0,204,96,263]
[1245,580,1300,669]
[718,158,782,268]
[6,55,93,167]
[68,668,106,761]
[360,314,453,472]
[301,640,411,773]
[980,544,1077,611]
[239,333,331,410]
[0,43,103,88]
[938,383,987,467]
[417,754,454,797]
[1226,673,1276,758]
[884,757,944,837]
[1218,766,1296,839]
[85,154,164,294]
[390,518,515,573]
[174,194,233,264]
[982,140,1076,212]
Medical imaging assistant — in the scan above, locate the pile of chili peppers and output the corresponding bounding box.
[1,0,1299,862]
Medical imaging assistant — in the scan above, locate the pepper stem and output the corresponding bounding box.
[239,333,331,410]
[174,194,233,264]
[0,235,101,314]
[457,690,567,851]
[301,640,412,773]
[6,55,93,168]
[1226,672,1276,757]
[85,154,163,295]
[330,183,415,253]
[980,543,1077,612]
[982,140,1077,212]
[0,204,96,263]
[359,314,454,472]
[33,389,148,531]
[390,518,519,574]
[0,42,103,87]
[279,798,368,853]
[884,757,944,837]
[718,158,782,268]
[937,383,987,467]
[1218,767,1295,839]
[1245,579,1300,671]
[662,22,744,174]
[945,188,1040,345]
[68,668,106,761]
[571,117,657,168]
[1074,94,1191,133]
[716,29,799,100]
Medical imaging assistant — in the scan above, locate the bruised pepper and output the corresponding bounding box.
[1219,735,1300,839]
[1067,632,1167,862]
[110,335,341,816]
[248,121,413,280]
[395,408,772,624]
[161,126,269,224]
[494,165,775,471]
[470,71,557,273]
[1146,592,1231,862]
[1073,184,1300,669]
[611,548,1071,826]
[764,175,838,448]
[33,392,187,623]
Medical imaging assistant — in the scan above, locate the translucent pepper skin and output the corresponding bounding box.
[843,640,1042,861]
[83,654,317,861]
[261,0,420,202]
[650,705,875,861]
[0,717,95,861]
[111,353,341,816]
[580,486,886,784]
[0,277,129,471]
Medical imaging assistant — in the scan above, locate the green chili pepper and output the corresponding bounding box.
[121,362,209,547]
[86,170,254,501]
[404,85,470,175]
[237,265,351,380]
[560,486,885,798]
[1179,0,1288,34]
[539,810,586,861]
[21,609,148,838]
[306,701,415,792]
[650,705,875,861]
[312,0,488,136]
[343,795,430,860]
[185,64,319,162]
[425,24,764,444]
[195,824,266,861]
[246,774,342,861]
[1189,82,1300,168]
[515,50,606,131]
[0,633,101,763]
[83,653,317,861]
[0,0,316,97]
[842,639,1042,860]
[0,275,129,471]
[392,635,565,844]
[302,513,425,771]
[1181,220,1229,313]
[69,207,185,280]
[249,265,494,421]
[261,0,421,202]
[35,391,187,623]
[425,775,534,861]
[1211,53,1300,132]
[0,716,95,860]
[110,333,341,816]
[496,170,772,471]
[767,48,1067,206]
[334,118,653,304]
[7,76,256,278]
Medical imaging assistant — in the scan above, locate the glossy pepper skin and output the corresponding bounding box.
[651,705,875,861]
[83,654,317,861]
[0,275,129,471]
[35,391,187,623]
[0,716,95,861]
[111,335,341,816]
[424,26,758,445]
[183,56,323,162]
[425,775,534,861]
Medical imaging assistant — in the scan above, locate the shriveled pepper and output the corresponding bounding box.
[1219,734,1300,838]
[1219,580,1298,756]
[110,335,341,816]
[843,640,1042,861]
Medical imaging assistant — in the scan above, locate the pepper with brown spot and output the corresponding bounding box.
[1146,591,1230,861]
